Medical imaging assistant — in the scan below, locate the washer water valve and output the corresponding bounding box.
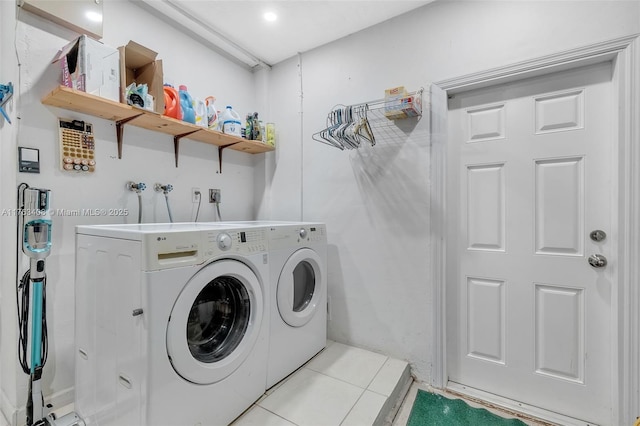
[127,182,146,193]
[209,188,221,203]
[154,183,173,194]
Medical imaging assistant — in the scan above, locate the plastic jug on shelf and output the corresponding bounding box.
[194,98,207,128]
[163,84,182,120]
[266,123,275,147]
[178,85,196,124]
[220,105,241,136]
[205,96,218,130]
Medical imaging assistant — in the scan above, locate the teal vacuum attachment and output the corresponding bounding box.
[18,186,52,426]
[17,185,86,426]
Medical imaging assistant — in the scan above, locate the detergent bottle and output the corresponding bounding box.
[220,105,241,136]
[178,85,196,124]
[194,98,207,128]
[163,84,181,120]
[252,112,263,141]
[245,113,253,140]
[205,96,218,130]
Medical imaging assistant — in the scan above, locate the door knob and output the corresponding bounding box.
[590,230,607,242]
[588,254,607,268]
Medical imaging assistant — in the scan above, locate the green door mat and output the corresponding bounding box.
[407,390,528,426]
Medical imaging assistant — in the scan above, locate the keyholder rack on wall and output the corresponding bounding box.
[312,88,423,150]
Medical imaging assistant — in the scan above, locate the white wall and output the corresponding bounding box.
[0,1,259,424]
[264,0,640,383]
[258,55,304,221]
[0,2,19,424]
[3,1,640,424]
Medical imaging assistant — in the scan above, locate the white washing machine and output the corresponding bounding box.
[74,223,270,426]
[219,222,328,388]
[265,223,327,388]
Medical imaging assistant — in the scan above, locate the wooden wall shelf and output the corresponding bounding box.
[41,86,273,169]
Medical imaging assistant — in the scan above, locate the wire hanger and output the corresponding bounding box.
[313,103,374,150]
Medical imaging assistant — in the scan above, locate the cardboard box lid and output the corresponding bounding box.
[51,35,99,65]
[51,38,78,64]
[52,35,117,64]
[121,40,158,69]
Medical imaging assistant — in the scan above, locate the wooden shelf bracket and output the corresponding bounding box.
[115,113,144,159]
[218,143,240,173]
[174,130,200,167]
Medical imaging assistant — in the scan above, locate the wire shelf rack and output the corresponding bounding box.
[312,88,424,150]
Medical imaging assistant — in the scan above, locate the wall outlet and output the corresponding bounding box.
[209,188,221,203]
[192,187,201,203]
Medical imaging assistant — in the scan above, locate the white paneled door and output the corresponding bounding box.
[446,61,614,425]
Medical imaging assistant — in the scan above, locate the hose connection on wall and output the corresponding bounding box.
[127,181,146,223]
[154,183,174,223]
[209,189,222,221]
[194,189,201,222]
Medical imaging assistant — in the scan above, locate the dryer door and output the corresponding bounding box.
[166,259,263,384]
[276,248,324,327]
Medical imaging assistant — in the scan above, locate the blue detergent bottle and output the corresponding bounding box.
[178,85,196,124]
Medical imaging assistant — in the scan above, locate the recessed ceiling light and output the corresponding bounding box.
[263,12,277,22]
[85,11,103,22]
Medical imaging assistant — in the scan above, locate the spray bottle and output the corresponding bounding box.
[205,96,218,130]
[252,112,262,141]
[245,113,253,140]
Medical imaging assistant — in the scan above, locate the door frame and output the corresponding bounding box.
[429,35,640,425]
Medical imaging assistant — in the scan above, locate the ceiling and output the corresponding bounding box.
[135,0,433,68]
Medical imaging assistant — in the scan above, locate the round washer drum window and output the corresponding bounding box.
[292,261,316,312]
[277,248,324,328]
[187,275,251,363]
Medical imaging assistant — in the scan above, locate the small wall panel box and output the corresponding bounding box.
[18,0,104,39]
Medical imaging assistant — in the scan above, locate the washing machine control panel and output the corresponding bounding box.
[202,228,268,260]
[143,228,270,270]
[144,231,202,270]
[217,232,232,250]
[269,224,327,250]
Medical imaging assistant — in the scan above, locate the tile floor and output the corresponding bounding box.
[0,341,410,426]
[232,341,412,426]
[0,344,552,426]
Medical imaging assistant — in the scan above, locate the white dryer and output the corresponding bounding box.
[74,223,270,426]
[264,223,328,388]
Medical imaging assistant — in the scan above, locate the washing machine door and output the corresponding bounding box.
[276,248,324,327]
[166,259,263,384]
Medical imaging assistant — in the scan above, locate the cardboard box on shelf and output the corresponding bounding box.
[52,35,120,102]
[384,86,408,120]
[118,41,164,114]
[399,94,422,117]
